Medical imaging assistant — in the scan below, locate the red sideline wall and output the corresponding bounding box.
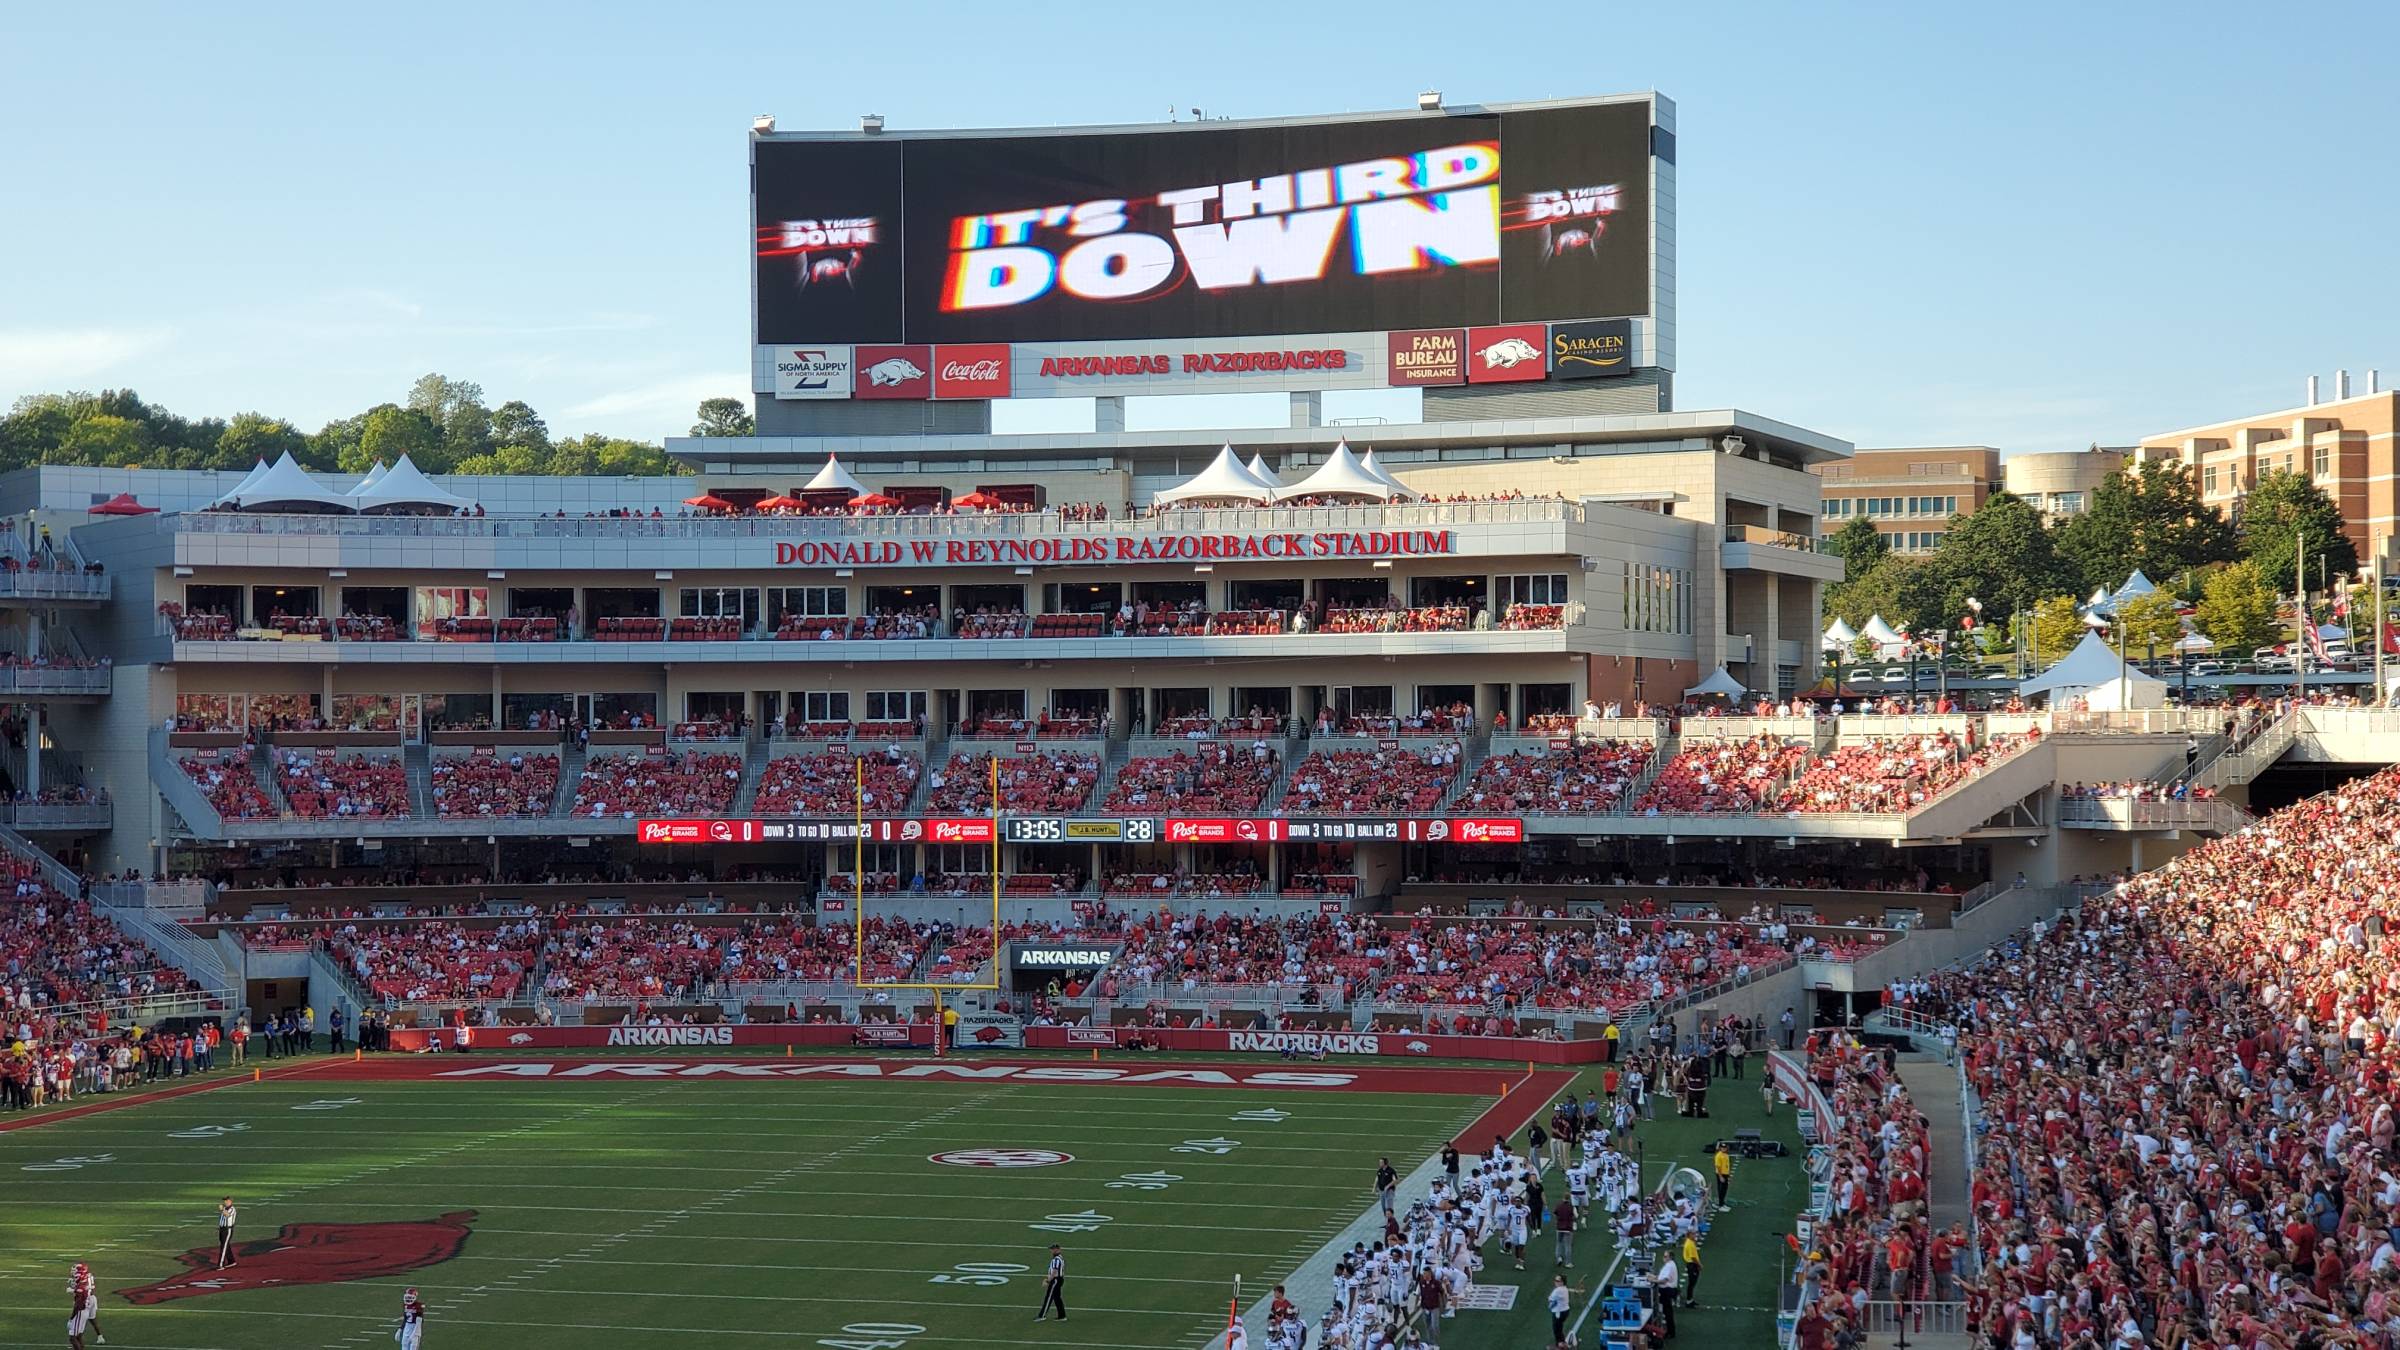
[387,1024,938,1052]
[1020,1026,1607,1064]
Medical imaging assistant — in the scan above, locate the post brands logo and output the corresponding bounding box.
[932,343,1011,399]
[1226,1031,1382,1055]
[604,1025,735,1047]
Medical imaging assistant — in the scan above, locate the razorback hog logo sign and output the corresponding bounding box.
[118,1211,477,1304]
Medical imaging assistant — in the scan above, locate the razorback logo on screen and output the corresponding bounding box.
[118,1212,477,1304]
[940,143,1501,313]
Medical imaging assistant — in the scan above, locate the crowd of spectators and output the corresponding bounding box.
[1458,741,1653,815]
[1774,731,2035,814]
[328,919,540,1003]
[953,608,1029,639]
[179,751,276,819]
[1890,767,2400,1348]
[275,750,411,818]
[1284,745,1459,816]
[753,749,921,816]
[0,896,198,1014]
[430,752,561,818]
[1103,742,1278,813]
[925,751,1099,815]
[1105,911,1387,996]
[1787,1029,1938,1347]
[571,751,742,819]
[1317,605,1475,634]
[1634,736,1810,814]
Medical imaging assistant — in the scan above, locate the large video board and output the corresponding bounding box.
[754,99,1657,347]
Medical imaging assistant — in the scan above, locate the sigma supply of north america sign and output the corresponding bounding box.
[751,96,1666,398]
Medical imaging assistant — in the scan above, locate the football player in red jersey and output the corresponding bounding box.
[67,1262,103,1348]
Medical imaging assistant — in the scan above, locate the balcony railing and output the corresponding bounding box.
[1723,524,1830,553]
[0,665,111,695]
[173,498,1580,542]
[0,570,110,600]
[0,800,113,830]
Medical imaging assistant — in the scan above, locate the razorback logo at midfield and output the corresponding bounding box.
[117,1211,477,1305]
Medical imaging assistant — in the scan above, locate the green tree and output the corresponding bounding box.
[490,400,550,454]
[1929,491,2068,629]
[690,397,755,438]
[58,413,152,466]
[2196,560,2282,654]
[217,413,306,470]
[1828,517,1888,583]
[348,405,440,474]
[2055,460,2239,592]
[2242,469,2357,595]
[2029,594,2088,663]
[1826,554,1944,639]
[452,445,544,477]
[2110,591,2184,657]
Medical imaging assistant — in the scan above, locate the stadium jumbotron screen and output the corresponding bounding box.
[753,100,1657,345]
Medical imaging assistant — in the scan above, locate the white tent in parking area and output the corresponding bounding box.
[2018,630,2168,708]
[1684,666,1748,699]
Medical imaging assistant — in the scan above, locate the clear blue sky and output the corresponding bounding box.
[3,3,2392,451]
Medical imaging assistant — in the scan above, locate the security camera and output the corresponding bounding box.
[1719,435,1747,456]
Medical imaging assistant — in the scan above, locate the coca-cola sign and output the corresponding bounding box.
[932,343,1011,399]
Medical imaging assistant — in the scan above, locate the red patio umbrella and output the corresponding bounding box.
[87,493,159,515]
[850,492,901,511]
[683,493,734,513]
[952,491,1003,510]
[754,494,805,512]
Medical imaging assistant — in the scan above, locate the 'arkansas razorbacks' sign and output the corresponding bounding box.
[118,1211,477,1304]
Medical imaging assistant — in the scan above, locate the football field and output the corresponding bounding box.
[0,1056,1577,1350]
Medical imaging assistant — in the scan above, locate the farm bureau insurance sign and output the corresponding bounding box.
[773,529,1455,569]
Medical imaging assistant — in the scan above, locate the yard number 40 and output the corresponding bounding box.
[1028,1209,1114,1234]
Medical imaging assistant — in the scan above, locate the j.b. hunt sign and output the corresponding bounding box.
[773,529,1455,569]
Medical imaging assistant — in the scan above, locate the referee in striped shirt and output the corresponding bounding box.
[1034,1244,1066,1320]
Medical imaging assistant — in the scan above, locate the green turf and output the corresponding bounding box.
[0,1074,1495,1350]
[1440,1063,1806,1350]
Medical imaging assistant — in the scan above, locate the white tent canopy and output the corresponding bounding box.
[212,459,273,508]
[1274,442,1398,501]
[1822,618,1859,649]
[1684,666,1748,699]
[225,452,353,512]
[1244,454,1283,489]
[2112,569,2157,604]
[354,461,389,493]
[1154,446,1275,505]
[2018,630,2168,708]
[350,454,475,514]
[802,455,871,497]
[1356,449,1416,499]
[1860,614,1903,646]
[2174,632,2216,653]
